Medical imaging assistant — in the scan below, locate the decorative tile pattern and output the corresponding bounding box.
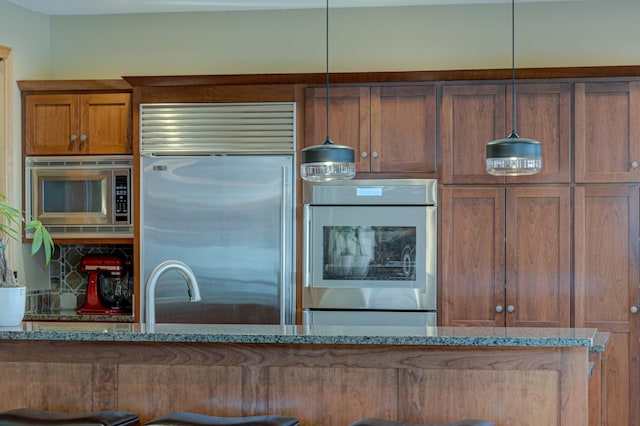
[27,244,133,313]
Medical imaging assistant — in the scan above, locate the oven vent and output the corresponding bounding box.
[26,156,132,168]
[140,102,296,155]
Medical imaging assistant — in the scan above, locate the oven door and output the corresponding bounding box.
[303,205,436,311]
[303,309,437,327]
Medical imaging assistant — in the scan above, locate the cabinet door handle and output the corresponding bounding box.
[371,151,379,159]
[361,152,368,159]
[631,306,638,314]
[507,305,515,313]
[495,305,503,313]
[79,134,87,151]
[632,161,639,169]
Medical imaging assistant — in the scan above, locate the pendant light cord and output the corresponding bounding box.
[324,0,330,143]
[510,0,517,137]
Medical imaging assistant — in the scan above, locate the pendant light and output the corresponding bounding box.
[300,0,356,182]
[485,0,542,176]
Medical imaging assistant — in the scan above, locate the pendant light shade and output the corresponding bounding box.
[486,131,542,176]
[300,0,356,183]
[301,139,356,182]
[485,0,542,177]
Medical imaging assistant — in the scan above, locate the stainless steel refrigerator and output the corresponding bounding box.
[139,102,296,325]
[140,154,295,324]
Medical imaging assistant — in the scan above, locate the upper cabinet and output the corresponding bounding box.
[574,81,640,183]
[24,92,132,155]
[304,85,437,175]
[441,82,571,184]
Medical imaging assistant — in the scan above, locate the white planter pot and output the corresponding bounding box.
[0,286,26,327]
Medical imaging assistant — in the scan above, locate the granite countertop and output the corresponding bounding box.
[0,322,599,349]
[24,311,134,323]
[591,331,611,353]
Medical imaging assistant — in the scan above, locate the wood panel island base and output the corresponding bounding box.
[0,324,599,426]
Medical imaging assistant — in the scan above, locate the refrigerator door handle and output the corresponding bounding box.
[280,165,288,325]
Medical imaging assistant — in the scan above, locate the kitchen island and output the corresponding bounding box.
[0,323,600,426]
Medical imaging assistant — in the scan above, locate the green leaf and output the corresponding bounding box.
[1,199,54,266]
[31,227,43,257]
[26,220,54,265]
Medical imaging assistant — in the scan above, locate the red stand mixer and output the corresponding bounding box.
[78,254,132,314]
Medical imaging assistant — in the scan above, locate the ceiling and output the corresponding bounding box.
[5,0,590,16]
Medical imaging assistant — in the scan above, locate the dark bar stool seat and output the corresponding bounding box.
[348,419,495,426]
[0,408,140,425]
[144,411,299,426]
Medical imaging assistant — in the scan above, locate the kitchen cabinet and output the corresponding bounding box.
[575,81,640,183]
[304,85,437,175]
[441,82,571,184]
[24,92,131,155]
[574,185,640,426]
[440,185,571,328]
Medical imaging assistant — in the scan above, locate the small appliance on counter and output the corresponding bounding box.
[77,254,132,314]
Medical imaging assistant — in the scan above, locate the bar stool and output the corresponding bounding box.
[348,419,495,426]
[144,411,299,426]
[0,408,140,425]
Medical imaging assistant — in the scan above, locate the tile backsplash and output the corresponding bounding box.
[27,244,133,313]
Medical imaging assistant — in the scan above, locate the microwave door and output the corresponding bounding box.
[34,170,112,225]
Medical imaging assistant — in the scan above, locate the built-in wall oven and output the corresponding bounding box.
[302,179,437,326]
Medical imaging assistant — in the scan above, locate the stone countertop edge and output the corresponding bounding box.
[24,312,134,323]
[0,322,600,349]
[591,331,611,353]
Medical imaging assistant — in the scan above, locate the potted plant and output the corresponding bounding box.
[0,194,54,326]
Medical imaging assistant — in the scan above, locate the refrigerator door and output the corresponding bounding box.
[140,155,295,324]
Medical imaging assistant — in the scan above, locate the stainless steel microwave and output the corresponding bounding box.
[25,156,133,238]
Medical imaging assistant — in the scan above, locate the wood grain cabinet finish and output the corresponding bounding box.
[441,186,571,328]
[574,185,640,426]
[441,83,571,184]
[24,93,131,155]
[575,82,640,183]
[0,340,590,426]
[304,85,437,175]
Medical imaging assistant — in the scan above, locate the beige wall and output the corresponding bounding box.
[0,0,49,195]
[47,0,640,79]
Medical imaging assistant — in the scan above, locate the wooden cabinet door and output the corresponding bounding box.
[575,82,640,183]
[442,83,571,185]
[441,186,505,326]
[574,185,640,426]
[80,93,131,154]
[506,83,572,184]
[441,84,506,185]
[25,92,132,155]
[505,186,571,328]
[304,86,370,171]
[370,85,437,173]
[24,94,79,155]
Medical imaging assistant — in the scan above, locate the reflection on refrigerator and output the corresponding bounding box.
[140,155,295,324]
